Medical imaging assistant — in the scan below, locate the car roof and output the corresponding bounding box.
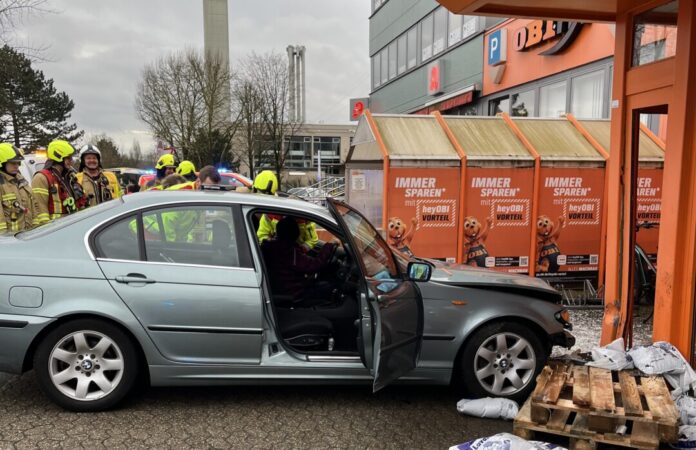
[122,190,335,220]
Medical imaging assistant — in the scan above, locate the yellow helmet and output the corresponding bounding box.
[176,160,196,177]
[47,140,76,163]
[253,170,278,195]
[0,143,24,166]
[155,153,177,170]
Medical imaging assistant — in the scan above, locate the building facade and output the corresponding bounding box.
[369,7,667,136]
[369,0,501,115]
[238,123,355,182]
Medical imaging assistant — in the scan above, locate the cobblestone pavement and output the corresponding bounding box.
[0,373,510,449]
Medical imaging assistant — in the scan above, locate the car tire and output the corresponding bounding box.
[459,321,547,404]
[33,319,139,412]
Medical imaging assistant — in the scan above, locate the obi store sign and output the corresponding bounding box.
[513,20,583,56]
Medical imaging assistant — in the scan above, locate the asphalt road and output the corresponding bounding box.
[0,372,510,449]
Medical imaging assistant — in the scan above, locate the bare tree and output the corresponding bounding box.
[135,49,236,165]
[230,74,264,177]
[241,51,303,182]
[0,0,51,57]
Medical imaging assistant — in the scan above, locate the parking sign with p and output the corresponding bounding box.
[488,28,507,66]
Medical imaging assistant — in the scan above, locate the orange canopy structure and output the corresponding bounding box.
[436,0,696,360]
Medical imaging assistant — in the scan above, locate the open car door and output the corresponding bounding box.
[327,199,424,392]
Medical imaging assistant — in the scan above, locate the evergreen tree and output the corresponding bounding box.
[0,45,83,149]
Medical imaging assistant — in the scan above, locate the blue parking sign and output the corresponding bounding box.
[487,28,507,66]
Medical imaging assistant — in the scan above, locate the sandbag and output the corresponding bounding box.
[449,433,566,450]
[456,398,519,420]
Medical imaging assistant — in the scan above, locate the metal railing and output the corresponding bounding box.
[289,176,345,206]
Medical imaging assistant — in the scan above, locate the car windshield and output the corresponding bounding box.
[334,203,398,279]
[16,199,122,240]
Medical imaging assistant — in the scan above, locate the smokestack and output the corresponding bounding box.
[299,46,306,123]
[287,45,296,122]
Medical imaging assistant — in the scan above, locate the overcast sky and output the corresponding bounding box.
[12,0,371,153]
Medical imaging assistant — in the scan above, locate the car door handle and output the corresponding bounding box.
[115,274,156,284]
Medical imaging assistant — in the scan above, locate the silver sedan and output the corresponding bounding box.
[0,191,573,411]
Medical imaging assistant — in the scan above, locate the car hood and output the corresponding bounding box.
[426,260,561,302]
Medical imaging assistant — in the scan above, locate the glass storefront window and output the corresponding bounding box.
[372,55,380,89]
[421,14,433,61]
[433,7,447,55]
[489,97,509,115]
[539,81,567,117]
[388,41,397,79]
[407,26,418,69]
[448,12,463,46]
[397,35,407,74]
[632,1,678,67]
[571,70,605,118]
[380,48,388,84]
[462,16,477,39]
[511,90,535,117]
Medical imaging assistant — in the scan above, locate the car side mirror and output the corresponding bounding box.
[407,262,431,282]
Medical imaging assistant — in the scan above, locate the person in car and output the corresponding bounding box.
[253,170,319,250]
[261,216,336,305]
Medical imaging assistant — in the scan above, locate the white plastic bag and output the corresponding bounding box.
[449,433,567,450]
[676,396,696,426]
[586,337,634,370]
[456,397,519,420]
[671,425,696,449]
[628,342,696,396]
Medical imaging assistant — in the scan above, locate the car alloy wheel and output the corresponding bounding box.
[34,319,139,411]
[473,332,536,396]
[48,330,125,401]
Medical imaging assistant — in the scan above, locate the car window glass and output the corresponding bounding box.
[142,206,239,267]
[94,215,140,261]
[17,199,122,240]
[334,204,398,279]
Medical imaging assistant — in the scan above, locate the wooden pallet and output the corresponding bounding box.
[513,363,680,450]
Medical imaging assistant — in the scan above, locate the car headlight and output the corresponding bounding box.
[554,309,572,330]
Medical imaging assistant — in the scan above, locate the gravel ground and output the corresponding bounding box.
[553,306,654,357]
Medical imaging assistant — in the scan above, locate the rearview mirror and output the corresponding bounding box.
[407,262,431,282]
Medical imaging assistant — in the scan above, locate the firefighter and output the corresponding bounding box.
[176,160,197,182]
[142,154,177,191]
[75,144,122,207]
[32,140,82,225]
[253,170,319,250]
[166,165,221,191]
[0,143,39,233]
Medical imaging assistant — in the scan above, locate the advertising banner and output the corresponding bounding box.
[387,167,460,261]
[464,167,534,273]
[347,169,384,229]
[636,168,663,263]
[535,168,604,281]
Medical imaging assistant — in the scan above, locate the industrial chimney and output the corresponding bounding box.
[286,45,306,123]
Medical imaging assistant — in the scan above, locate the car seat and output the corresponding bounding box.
[275,308,334,351]
[210,220,239,267]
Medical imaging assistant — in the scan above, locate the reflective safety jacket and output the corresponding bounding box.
[31,168,77,225]
[76,170,122,207]
[166,181,196,191]
[0,171,39,233]
[257,214,319,249]
[141,178,162,191]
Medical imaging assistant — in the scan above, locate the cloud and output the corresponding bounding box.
[13,0,370,156]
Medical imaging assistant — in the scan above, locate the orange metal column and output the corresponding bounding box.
[365,110,391,231]
[601,11,631,346]
[653,0,696,358]
[500,113,541,278]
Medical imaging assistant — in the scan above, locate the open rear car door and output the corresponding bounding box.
[327,199,425,392]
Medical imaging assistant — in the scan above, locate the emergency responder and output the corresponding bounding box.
[32,140,82,225]
[166,165,221,191]
[253,170,319,250]
[142,154,177,191]
[0,143,39,233]
[176,160,197,182]
[76,144,122,207]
